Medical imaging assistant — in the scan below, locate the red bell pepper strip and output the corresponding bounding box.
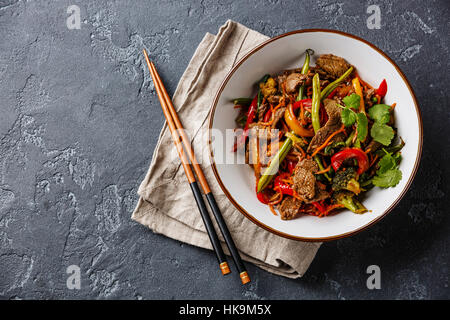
[376,79,387,98]
[232,94,258,152]
[312,201,327,214]
[263,108,272,122]
[292,98,312,111]
[331,148,369,175]
[256,191,270,204]
[256,185,271,204]
[273,176,294,196]
[327,88,338,99]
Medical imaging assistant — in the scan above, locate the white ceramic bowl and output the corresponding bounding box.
[208,29,422,241]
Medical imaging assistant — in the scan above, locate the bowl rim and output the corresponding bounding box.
[207,28,423,242]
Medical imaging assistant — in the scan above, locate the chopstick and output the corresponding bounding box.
[141,50,230,277]
[143,49,250,285]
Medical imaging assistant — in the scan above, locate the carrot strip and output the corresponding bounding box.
[311,124,346,157]
[293,144,306,159]
[316,166,331,175]
[269,205,278,215]
[260,101,282,126]
[281,178,294,185]
[321,156,328,168]
[268,193,283,205]
[369,154,379,168]
[318,204,344,217]
[292,190,306,202]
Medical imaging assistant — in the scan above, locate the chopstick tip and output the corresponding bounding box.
[219,262,231,275]
[240,271,251,285]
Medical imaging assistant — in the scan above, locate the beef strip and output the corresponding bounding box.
[270,106,286,128]
[309,66,336,81]
[297,158,319,173]
[279,197,303,220]
[267,95,281,105]
[276,74,287,88]
[364,88,376,108]
[315,54,351,78]
[293,167,317,200]
[285,73,307,94]
[257,102,269,121]
[307,187,329,204]
[307,99,345,153]
[292,159,330,203]
[292,159,319,200]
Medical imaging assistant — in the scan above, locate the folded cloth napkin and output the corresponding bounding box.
[132,20,321,278]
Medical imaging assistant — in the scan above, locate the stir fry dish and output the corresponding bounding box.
[232,49,404,220]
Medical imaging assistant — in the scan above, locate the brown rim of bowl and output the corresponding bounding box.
[208,28,423,242]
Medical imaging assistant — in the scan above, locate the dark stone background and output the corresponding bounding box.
[0,0,448,300]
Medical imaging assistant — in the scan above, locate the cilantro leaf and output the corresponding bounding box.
[377,152,397,174]
[372,169,402,188]
[368,104,391,124]
[341,107,356,127]
[370,122,395,146]
[392,152,402,165]
[356,112,368,141]
[342,93,361,110]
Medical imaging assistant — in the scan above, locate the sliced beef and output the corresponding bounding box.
[292,159,330,203]
[279,197,303,220]
[267,95,281,105]
[297,158,319,173]
[293,167,316,200]
[276,74,287,88]
[307,99,345,153]
[364,88,376,108]
[257,102,269,121]
[285,73,307,94]
[307,187,329,204]
[270,106,286,128]
[315,54,351,78]
[292,159,319,200]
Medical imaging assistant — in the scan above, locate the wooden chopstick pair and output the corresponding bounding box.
[142,49,250,285]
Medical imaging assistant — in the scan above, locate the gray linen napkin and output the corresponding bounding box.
[132,20,321,278]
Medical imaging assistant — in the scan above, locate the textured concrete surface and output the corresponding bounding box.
[0,0,448,300]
